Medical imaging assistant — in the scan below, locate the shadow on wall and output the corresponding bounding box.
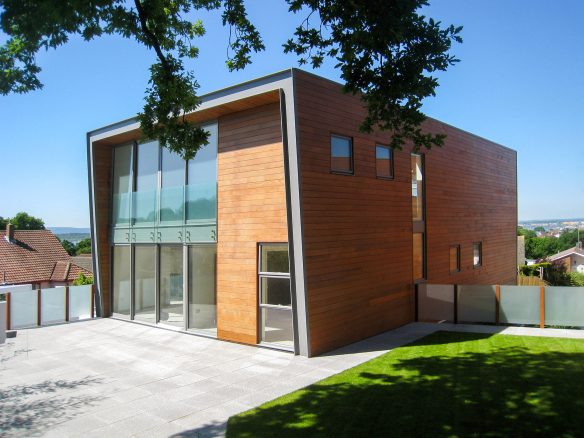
[0,376,104,435]
[227,331,584,437]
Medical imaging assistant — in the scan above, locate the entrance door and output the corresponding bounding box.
[159,245,184,327]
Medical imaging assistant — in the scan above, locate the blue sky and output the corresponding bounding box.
[0,1,582,227]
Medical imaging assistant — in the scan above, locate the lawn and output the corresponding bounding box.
[227,331,584,437]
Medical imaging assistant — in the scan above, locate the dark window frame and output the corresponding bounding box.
[473,241,483,268]
[375,144,394,180]
[449,244,461,273]
[330,134,354,175]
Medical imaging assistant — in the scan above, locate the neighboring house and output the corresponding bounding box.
[0,224,92,288]
[87,69,517,357]
[72,254,93,274]
[549,242,584,273]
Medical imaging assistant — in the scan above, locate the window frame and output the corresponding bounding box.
[449,244,461,273]
[330,134,354,175]
[375,144,394,180]
[473,242,483,268]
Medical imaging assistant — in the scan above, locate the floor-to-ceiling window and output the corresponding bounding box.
[159,245,184,327]
[134,245,156,322]
[134,140,159,225]
[112,144,133,225]
[160,147,185,224]
[188,245,217,335]
[259,243,293,350]
[112,246,131,316]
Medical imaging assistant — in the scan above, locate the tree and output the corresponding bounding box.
[0,0,461,160]
[75,238,92,255]
[9,212,45,230]
[60,239,77,256]
[0,216,8,229]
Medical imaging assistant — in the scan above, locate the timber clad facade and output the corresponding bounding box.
[88,69,517,357]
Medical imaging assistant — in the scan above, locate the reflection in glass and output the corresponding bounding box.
[260,244,289,273]
[134,140,159,224]
[134,245,156,322]
[112,246,131,315]
[331,135,353,173]
[112,144,133,225]
[160,245,184,327]
[376,145,393,178]
[413,233,425,280]
[411,154,424,221]
[261,307,294,349]
[187,124,217,222]
[260,277,291,306]
[160,148,185,223]
[188,245,216,335]
[473,242,482,267]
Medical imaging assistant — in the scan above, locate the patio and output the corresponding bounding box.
[2,319,584,437]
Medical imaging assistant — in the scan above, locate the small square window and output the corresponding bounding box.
[331,135,353,174]
[376,145,394,179]
[473,242,482,267]
[449,245,460,273]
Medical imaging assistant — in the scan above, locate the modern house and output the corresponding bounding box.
[0,224,93,288]
[549,242,584,273]
[87,69,517,357]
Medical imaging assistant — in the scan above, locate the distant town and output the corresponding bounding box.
[519,218,584,237]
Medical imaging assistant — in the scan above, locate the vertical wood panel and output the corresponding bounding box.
[216,103,288,345]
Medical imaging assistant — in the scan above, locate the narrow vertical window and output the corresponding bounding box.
[450,245,460,273]
[376,145,394,179]
[473,242,483,267]
[413,233,425,281]
[331,135,353,174]
[411,154,424,221]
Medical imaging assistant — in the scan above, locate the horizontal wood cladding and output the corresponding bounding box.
[294,70,517,356]
[216,102,288,345]
[422,118,517,286]
[92,144,113,316]
[294,71,414,356]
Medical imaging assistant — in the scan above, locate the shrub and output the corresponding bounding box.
[73,273,93,286]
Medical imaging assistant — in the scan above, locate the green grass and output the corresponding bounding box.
[227,331,584,437]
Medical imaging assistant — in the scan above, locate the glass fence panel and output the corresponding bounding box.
[112,192,131,225]
[133,189,157,224]
[10,290,38,329]
[160,185,184,224]
[500,286,540,325]
[41,287,66,325]
[69,285,92,320]
[260,307,294,350]
[458,285,496,323]
[186,182,217,222]
[545,286,584,326]
[418,284,454,322]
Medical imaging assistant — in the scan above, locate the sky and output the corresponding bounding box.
[0,0,583,227]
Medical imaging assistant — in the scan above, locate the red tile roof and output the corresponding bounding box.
[0,230,91,285]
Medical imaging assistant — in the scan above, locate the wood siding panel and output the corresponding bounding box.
[294,70,517,356]
[92,144,113,316]
[216,103,288,345]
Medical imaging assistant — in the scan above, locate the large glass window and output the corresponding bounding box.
[376,145,394,179]
[187,124,218,222]
[331,135,353,174]
[112,246,131,315]
[134,245,156,323]
[188,245,216,335]
[259,243,293,350]
[160,245,184,327]
[112,144,133,225]
[411,154,424,221]
[134,140,159,224]
[160,148,185,224]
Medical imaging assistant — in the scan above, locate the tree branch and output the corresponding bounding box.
[133,0,170,75]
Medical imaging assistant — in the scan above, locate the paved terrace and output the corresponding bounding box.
[2,319,584,437]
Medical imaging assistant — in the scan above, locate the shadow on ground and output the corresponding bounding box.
[227,331,584,437]
[171,420,227,437]
[0,376,104,436]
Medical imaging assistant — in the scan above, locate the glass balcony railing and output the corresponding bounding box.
[112,183,217,228]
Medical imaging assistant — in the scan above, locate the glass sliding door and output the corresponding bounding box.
[160,147,185,224]
[159,245,184,327]
[112,246,131,316]
[134,245,156,323]
[134,140,159,225]
[259,243,294,350]
[188,245,217,335]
